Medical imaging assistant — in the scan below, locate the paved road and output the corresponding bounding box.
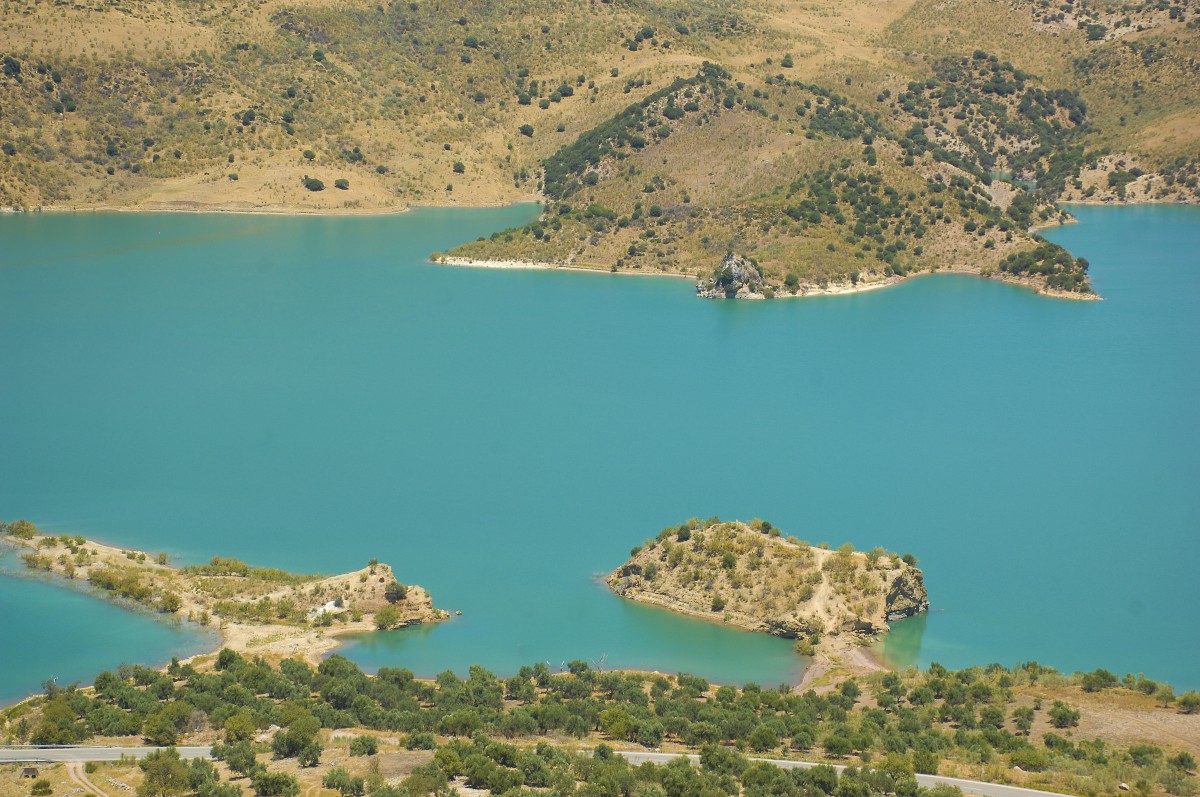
[0,746,1071,797]
[616,751,1072,797]
[0,745,213,763]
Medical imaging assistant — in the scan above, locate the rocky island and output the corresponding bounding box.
[1,519,447,664]
[608,518,928,685]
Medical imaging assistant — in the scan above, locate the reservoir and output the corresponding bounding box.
[1,203,1196,702]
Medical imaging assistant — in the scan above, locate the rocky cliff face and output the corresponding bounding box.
[696,253,765,299]
[885,567,928,621]
[607,520,928,641]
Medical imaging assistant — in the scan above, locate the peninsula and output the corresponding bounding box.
[1,519,447,664]
[607,518,928,686]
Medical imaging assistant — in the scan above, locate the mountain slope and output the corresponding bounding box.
[1,0,1197,297]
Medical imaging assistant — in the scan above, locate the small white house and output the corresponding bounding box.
[308,600,344,621]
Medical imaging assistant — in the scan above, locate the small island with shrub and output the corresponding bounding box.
[608,518,928,685]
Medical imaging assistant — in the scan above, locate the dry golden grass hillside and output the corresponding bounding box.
[1,0,1197,293]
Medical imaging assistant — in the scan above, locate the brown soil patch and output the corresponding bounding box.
[1008,685,1200,757]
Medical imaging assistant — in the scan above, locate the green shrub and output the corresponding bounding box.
[1127,744,1162,767]
[1079,668,1118,692]
[350,735,379,756]
[1048,700,1080,728]
[375,604,400,629]
[912,749,938,775]
[404,731,437,749]
[253,768,300,796]
[1009,747,1049,771]
[2,519,38,538]
[323,767,365,797]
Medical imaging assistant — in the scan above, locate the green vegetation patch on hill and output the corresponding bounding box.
[886,52,1091,201]
[884,0,1200,195]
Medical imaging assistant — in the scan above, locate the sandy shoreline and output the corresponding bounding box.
[438,256,558,271]
[915,266,1099,301]
[734,267,1097,302]
[438,254,1099,301]
[1028,214,1080,234]
[768,274,906,300]
[0,197,544,217]
[436,255,694,280]
[4,194,1182,220]
[2,202,416,217]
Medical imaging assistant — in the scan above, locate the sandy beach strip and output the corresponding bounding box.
[436,255,695,279]
[437,256,556,270]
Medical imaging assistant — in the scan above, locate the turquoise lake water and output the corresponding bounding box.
[0,547,218,704]
[1,203,1196,703]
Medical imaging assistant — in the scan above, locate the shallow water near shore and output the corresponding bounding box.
[1,203,1197,700]
[0,547,218,704]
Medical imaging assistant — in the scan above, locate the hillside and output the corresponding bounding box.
[1,519,446,662]
[1,0,1198,296]
[606,518,928,644]
[445,57,1097,297]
